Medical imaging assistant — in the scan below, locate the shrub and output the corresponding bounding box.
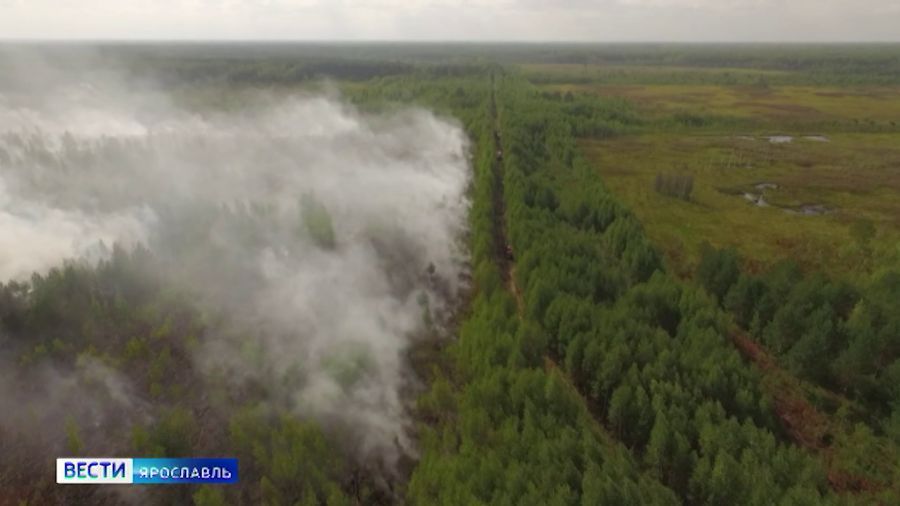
[654,173,694,201]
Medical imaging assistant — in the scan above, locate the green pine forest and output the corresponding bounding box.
[2,44,900,505]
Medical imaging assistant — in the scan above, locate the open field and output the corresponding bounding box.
[582,132,900,277]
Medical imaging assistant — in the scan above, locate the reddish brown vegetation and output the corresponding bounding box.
[730,331,889,495]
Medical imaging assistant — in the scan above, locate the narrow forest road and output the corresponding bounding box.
[487,73,612,444]
[488,73,521,311]
[487,72,527,322]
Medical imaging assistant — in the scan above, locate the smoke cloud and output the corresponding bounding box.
[0,62,470,470]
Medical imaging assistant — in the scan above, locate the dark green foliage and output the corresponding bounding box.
[702,245,900,416]
[408,73,680,505]
[230,410,351,506]
[193,486,227,506]
[132,408,197,457]
[723,273,768,328]
[696,243,740,302]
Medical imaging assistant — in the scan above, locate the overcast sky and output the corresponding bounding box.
[1,0,899,42]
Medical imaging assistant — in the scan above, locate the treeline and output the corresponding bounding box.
[344,72,491,127]
[539,90,642,137]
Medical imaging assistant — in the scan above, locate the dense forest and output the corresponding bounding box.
[1,45,899,505]
[406,71,845,505]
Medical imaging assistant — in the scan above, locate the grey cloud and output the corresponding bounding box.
[2,0,900,40]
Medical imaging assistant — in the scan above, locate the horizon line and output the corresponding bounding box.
[2,39,900,45]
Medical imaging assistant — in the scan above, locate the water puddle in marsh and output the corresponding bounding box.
[743,192,769,207]
[732,135,828,144]
[721,182,833,216]
[785,204,832,216]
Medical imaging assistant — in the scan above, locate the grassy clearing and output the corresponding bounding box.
[581,132,900,278]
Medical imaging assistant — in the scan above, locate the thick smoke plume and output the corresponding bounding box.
[0,60,470,470]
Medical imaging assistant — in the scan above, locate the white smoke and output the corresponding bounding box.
[0,353,149,455]
[0,74,471,469]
